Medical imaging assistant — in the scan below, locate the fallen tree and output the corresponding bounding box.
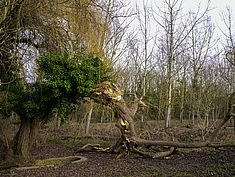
[87,81,235,159]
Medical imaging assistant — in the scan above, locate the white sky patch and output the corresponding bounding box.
[18,44,39,83]
[124,0,235,40]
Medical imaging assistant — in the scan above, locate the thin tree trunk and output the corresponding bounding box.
[158,87,162,120]
[205,111,209,128]
[179,107,184,123]
[192,109,195,125]
[166,80,172,128]
[179,82,185,123]
[212,107,215,122]
[54,111,61,128]
[85,102,94,135]
[101,108,105,123]
[180,69,186,123]
[234,117,235,133]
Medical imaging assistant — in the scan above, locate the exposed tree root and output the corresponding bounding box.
[76,135,118,141]
[77,144,110,152]
[132,146,175,159]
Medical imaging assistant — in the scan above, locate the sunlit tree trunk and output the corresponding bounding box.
[165,0,174,128]
[85,101,94,135]
[166,80,173,128]
[179,79,186,123]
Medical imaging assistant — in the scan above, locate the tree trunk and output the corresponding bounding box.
[29,116,41,149]
[179,79,186,123]
[234,117,235,133]
[158,87,163,120]
[101,108,105,123]
[166,80,172,128]
[113,101,137,138]
[54,111,61,128]
[13,117,31,160]
[85,102,94,135]
[13,116,41,160]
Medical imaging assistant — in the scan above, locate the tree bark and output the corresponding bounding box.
[234,117,235,133]
[13,116,41,160]
[85,101,94,135]
[13,117,31,160]
[29,116,41,149]
[166,80,172,128]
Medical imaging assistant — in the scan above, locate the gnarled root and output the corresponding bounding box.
[133,146,175,159]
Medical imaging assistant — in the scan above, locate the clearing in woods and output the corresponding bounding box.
[0,120,235,177]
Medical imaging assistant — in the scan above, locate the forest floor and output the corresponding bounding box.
[0,144,235,177]
[0,120,235,177]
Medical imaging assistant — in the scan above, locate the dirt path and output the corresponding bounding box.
[1,144,235,177]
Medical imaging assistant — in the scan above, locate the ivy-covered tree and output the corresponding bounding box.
[0,52,112,160]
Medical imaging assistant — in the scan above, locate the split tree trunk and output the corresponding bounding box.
[13,117,31,160]
[13,116,41,160]
[29,116,41,148]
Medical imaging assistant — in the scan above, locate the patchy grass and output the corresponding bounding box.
[35,157,68,166]
[47,135,115,150]
[14,156,87,171]
[207,163,235,176]
[34,156,85,166]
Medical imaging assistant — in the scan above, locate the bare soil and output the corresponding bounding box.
[0,143,234,177]
[0,121,235,177]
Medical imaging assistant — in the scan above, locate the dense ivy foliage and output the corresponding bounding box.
[0,52,113,122]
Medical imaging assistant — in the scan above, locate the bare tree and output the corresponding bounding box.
[220,6,235,131]
[187,12,215,125]
[126,93,147,116]
[152,0,210,128]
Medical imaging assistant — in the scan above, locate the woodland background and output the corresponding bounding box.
[0,0,235,167]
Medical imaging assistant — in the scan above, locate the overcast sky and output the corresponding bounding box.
[126,0,235,13]
[184,0,235,29]
[124,0,235,40]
